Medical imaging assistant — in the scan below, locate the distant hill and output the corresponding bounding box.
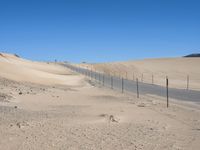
[184,53,200,57]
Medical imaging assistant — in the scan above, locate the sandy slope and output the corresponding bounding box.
[79,58,200,90]
[0,76,200,150]
[0,53,84,86]
[0,53,200,150]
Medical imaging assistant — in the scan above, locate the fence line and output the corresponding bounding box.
[64,63,200,106]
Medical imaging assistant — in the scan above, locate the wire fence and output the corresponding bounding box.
[63,63,200,107]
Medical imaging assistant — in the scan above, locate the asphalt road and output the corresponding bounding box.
[63,63,200,103]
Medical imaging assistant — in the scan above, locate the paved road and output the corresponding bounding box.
[63,63,200,103]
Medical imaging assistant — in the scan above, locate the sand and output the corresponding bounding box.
[0,53,200,150]
[79,58,200,91]
[0,53,84,86]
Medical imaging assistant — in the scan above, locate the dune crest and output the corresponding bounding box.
[80,57,200,90]
[0,53,83,86]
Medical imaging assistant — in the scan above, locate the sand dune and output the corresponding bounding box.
[0,53,84,86]
[79,58,200,90]
[0,53,200,150]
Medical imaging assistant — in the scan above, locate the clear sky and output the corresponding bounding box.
[0,0,199,62]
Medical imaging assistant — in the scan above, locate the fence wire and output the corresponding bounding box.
[63,63,200,103]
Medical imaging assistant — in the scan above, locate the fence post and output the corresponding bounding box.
[166,76,169,108]
[90,69,92,79]
[187,75,189,90]
[86,67,88,76]
[152,74,154,85]
[94,71,96,80]
[111,76,113,89]
[136,78,139,98]
[99,73,101,84]
[92,70,93,80]
[141,73,143,82]
[122,77,124,93]
[103,74,105,86]
[90,70,91,78]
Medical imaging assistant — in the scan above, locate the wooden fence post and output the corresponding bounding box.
[122,77,124,93]
[91,69,92,79]
[187,75,189,90]
[111,76,113,89]
[166,76,169,108]
[99,73,101,84]
[152,74,154,85]
[141,73,143,82]
[136,78,139,98]
[103,75,105,86]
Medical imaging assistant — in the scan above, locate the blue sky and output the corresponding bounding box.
[0,0,200,62]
